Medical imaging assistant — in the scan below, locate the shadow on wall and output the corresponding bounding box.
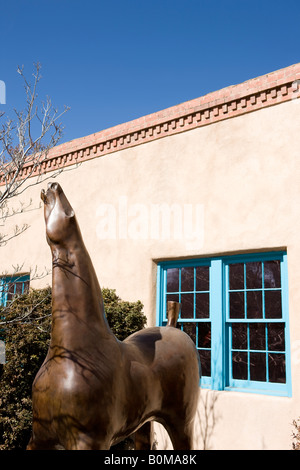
[152,389,219,450]
[195,390,219,450]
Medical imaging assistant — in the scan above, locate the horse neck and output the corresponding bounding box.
[49,242,114,348]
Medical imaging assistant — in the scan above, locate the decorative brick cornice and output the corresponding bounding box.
[2,63,300,184]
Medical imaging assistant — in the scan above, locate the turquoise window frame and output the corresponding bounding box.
[0,274,30,307]
[156,251,292,397]
[0,274,30,342]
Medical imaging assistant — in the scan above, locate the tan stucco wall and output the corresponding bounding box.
[2,98,300,449]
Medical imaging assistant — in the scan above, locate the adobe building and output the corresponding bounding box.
[1,63,300,449]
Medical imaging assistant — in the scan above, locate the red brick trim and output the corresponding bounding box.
[2,63,300,184]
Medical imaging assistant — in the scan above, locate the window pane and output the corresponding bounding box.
[195,293,209,318]
[265,290,282,319]
[167,268,179,292]
[7,282,15,294]
[232,323,247,350]
[232,351,248,380]
[250,352,266,381]
[249,323,265,350]
[23,280,30,294]
[264,260,281,288]
[268,323,285,351]
[199,349,211,377]
[181,293,194,318]
[198,322,211,348]
[247,291,262,319]
[196,266,209,291]
[268,353,286,383]
[229,263,244,290]
[181,267,194,291]
[229,291,245,319]
[15,282,24,295]
[246,262,262,289]
[7,281,16,301]
[182,322,196,344]
[6,293,14,302]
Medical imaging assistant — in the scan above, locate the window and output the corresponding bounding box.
[0,274,30,307]
[156,252,291,396]
[0,274,30,345]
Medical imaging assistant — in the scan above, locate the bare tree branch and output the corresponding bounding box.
[0,62,70,246]
[0,289,51,325]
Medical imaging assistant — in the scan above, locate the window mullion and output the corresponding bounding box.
[156,264,162,326]
[281,253,292,396]
[210,258,224,390]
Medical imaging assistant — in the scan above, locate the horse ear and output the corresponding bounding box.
[41,189,47,203]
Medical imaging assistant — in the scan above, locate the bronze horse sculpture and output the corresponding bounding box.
[27,183,200,450]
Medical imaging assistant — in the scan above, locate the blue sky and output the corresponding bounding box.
[0,0,299,145]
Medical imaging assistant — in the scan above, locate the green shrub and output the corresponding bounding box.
[102,287,146,341]
[0,287,146,450]
[0,287,52,450]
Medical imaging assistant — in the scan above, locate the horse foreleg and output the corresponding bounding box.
[134,422,152,450]
[163,419,195,450]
